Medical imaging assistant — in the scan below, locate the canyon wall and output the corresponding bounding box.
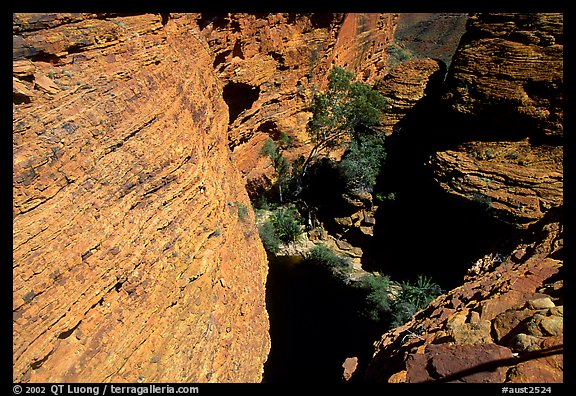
[432,12,563,229]
[13,11,400,384]
[196,13,397,195]
[361,13,563,383]
[13,13,269,382]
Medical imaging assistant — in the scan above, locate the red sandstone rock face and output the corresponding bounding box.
[195,13,397,196]
[443,13,563,139]
[431,13,563,229]
[329,14,397,84]
[362,219,563,383]
[361,13,563,384]
[374,58,445,135]
[13,13,269,383]
[394,13,469,67]
[431,140,562,229]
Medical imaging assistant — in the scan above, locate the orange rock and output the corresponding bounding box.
[374,58,445,135]
[342,356,358,381]
[443,13,563,139]
[199,13,398,193]
[363,217,563,383]
[13,14,269,383]
[430,13,563,229]
[34,74,59,94]
[387,370,407,383]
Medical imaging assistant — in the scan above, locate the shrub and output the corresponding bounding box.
[236,202,249,221]
[472,192,493,211]
[389,275,442,327]
[252,194,276,211]
[390,300,418,328]
[375,191,396,203]
[306,244,351,270]
[339,134,387,193]
[258,221,280,254]
[386,43,414,68]
[359,273,393,322]
[271,208,303,243]
[305,244,352,283]
[397,274,441,309]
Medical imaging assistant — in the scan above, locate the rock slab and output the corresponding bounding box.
[13,13,270,383]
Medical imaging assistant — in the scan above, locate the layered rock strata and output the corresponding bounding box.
[374,58,446,135]
[13,13,270,383]
[196,13,398,195]
[442,13,563,139]
[432,12,563,228]
[363,218,563,383]
[361,12,563,384]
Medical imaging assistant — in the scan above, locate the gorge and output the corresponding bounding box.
[13,12,563,384]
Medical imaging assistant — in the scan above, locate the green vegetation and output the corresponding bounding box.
[339,134,387,193]
[258,207,304,253]
[398,275,441,310]
[271,208,303,243]
[253,65,443,333]
[358,273,441,328]
[359,273,393,322]
[386,43,415,68]
[305,244,352,283]
[310,243,350,267]
[260,133,292,202]
[302,66,388,179]
[259,221,281,253]
[472,192,493,211]
[236,202,249,221]
[505,151,519,160]
[390,275,442,328]
[229,201,249,220]
[375,191,396,203]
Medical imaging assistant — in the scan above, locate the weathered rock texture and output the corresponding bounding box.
[13,13,270,383]
[393,13,469,67]
[363,218,563,383]
[442,13,563,139]
[432,13,563,229]
[431,140,562,229]
[374,58,446,135]
[196,13,397,196]
[361,13,563,384]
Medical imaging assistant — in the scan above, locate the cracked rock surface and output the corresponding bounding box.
[13,13,269,383]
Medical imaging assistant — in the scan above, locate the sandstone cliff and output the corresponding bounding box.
[361,13,563,383]
[13,13,269,382]
[196,13,397,196]
[432,13,563,229]
[374,57,446,136]
[363,216,562,383]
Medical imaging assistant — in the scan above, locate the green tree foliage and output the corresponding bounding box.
[390,275,442,328]
[303,66,387,178]
[260,135,291,202]
[305,244,352,283]
[258,221,280,254]
[339,134,387,193]
[360,273,393,322]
